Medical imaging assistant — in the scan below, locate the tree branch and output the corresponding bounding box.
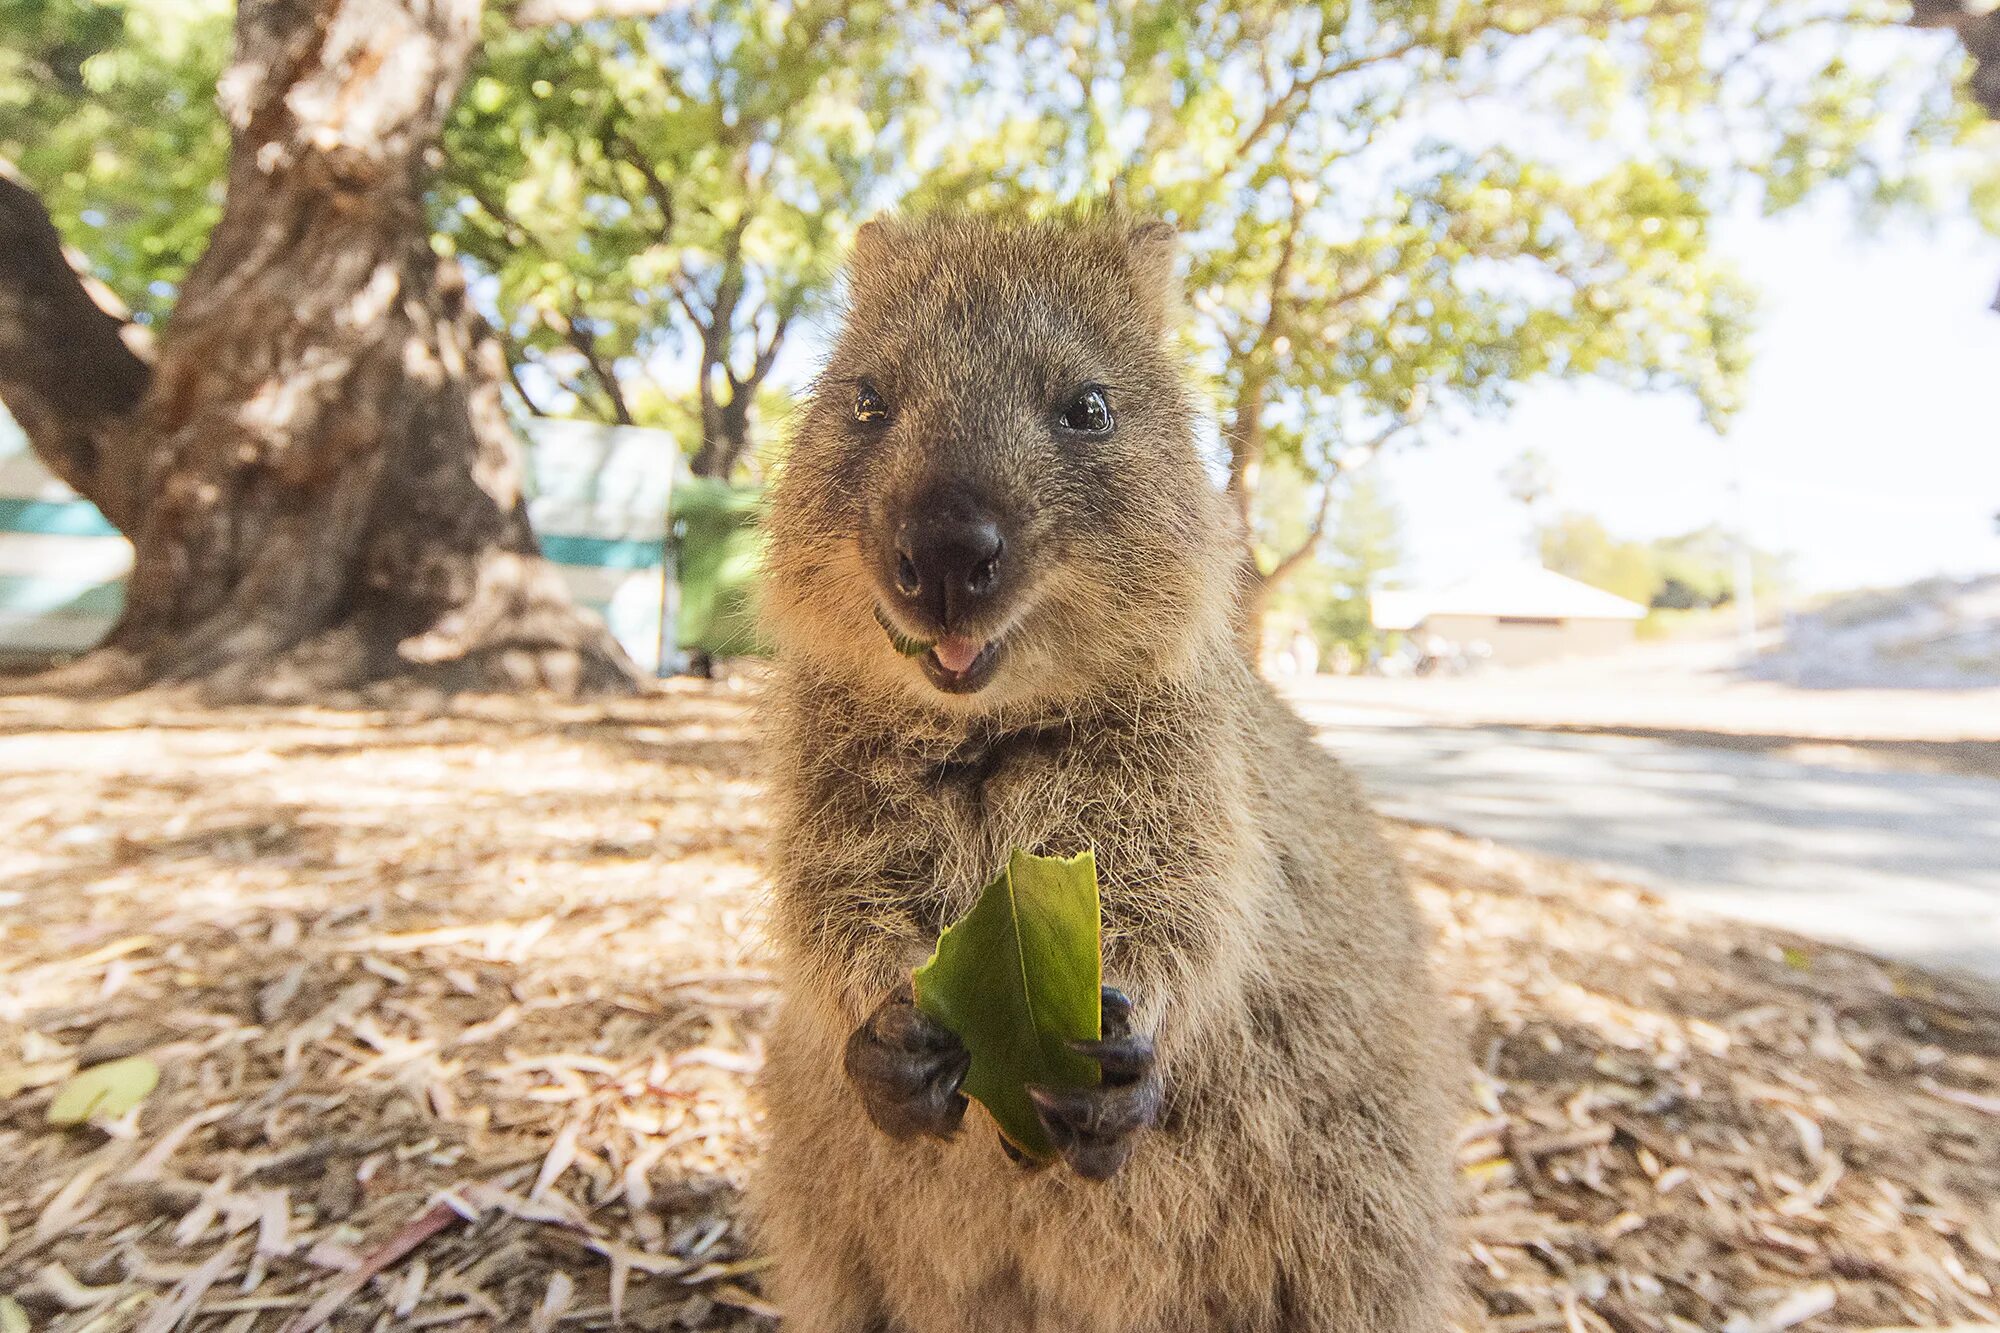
[1259,481,1342,590]
[502,341,551,417]
[748,294,798,386]
[0,165,154,533]
[607,128,678,242]
[1235,36,1424,163]
[1255,415,1419,588]
[558,307,634,426]
[1222,180,1307,530]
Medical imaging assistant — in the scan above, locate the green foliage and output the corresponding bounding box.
[5,0,1991,511]
[1313,475,1408,657]
[912,849,1103,1160]
[438,0,934,464]
[669,476,765,657]
[1540,512,1664,605]
[903,0,1986,589]
[0,0,230,322]
[873,604,933,657]
[1539,512,1788,611]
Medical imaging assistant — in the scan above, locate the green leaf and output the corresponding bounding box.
[46,1056,160,1127]
[912,848,1102,1160]
[872,605,932,657]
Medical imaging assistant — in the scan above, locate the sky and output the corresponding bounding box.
[1373,206,2000,598]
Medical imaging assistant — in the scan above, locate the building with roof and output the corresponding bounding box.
[1371,562,1648,667]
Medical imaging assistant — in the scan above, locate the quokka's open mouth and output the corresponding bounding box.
[874,606,1004,694]
[918,636,1002,694]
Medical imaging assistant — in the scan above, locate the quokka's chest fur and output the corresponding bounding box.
[769,677,1263,1003]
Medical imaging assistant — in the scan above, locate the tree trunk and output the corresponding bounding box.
[0,166,153,532]
[3,0,638,700]
[1911,1,2000,115]
[1221,385,1265,663]
[687,259,754,480]
[690,385,752,480]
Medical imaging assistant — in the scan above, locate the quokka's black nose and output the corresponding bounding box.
[892,511,1005,629]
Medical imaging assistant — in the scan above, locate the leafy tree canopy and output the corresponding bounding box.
[0,0,230,322]
[4,0,1993,514]
[907,0,1993,592]
[437,0,941,474]
[1540,510,1790,610]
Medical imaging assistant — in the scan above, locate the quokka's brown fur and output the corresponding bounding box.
[753,213,1460,1332]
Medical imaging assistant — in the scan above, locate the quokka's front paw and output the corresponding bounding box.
[844,983,972,1141]
[1027,986,1162,1181]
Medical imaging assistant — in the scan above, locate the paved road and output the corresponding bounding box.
[1291,701,2000,982]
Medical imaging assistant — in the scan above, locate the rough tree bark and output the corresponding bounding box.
[0,166,153,533]
[0,0,638,700]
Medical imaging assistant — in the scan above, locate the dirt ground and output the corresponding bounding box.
[1,685,1996,1332]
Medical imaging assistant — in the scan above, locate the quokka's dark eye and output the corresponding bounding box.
[852,382,890,426]
[1058,386,1114,435]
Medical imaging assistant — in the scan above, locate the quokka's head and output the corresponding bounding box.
[763,214,1237,715]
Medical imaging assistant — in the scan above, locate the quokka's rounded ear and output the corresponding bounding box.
[850,217,907,275]
[1124,219,1182,326]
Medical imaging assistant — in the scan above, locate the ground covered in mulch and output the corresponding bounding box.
[1,686,1996,1332]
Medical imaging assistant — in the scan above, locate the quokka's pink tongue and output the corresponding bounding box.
[931,636,985,674]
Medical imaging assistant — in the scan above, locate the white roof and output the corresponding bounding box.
[1372,563,1648,630]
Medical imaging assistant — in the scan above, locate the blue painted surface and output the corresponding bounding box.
[539,533,666,570]
[0,499,665,573]
[0,497,122,539]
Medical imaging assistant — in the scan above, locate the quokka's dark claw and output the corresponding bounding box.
[1067,1030,1155,1085]
[1099,985,1137,1037]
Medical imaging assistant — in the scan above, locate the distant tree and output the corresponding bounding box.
[1651,524,1790,610]
[1540,514,1788,611]
[1257,465,1406,661]
[1312,475,1408,660]
[1501,449,1557,555]
[1501,451,1555,516]
[1539,513,1661,606]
